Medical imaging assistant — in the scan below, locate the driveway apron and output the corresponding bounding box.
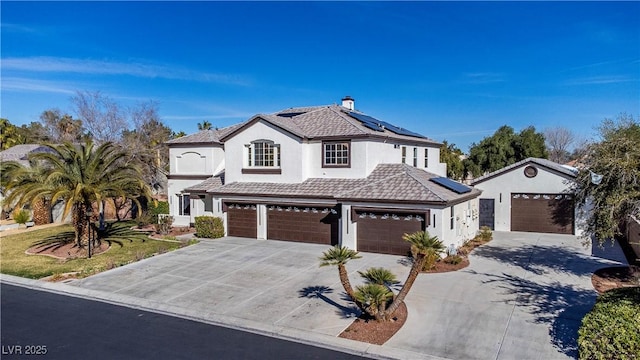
[385,231,628,360]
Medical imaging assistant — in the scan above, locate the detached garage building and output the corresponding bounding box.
[471,158,585,236]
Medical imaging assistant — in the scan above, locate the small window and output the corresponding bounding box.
[178,194,190,216]
[413,148,418,167]
[524,165,538,178]
[450,206,455,230]
[323,141,350,167]
[401,146,407,164]
[424,149,429,167]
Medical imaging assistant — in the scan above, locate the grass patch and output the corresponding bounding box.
[1,222,188,280]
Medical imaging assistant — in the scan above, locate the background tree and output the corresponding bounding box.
[172,130,187,138]
[464,125,547,177]
[39,109,86,143]
[574,113,640,243]
[0,119,26,150]
[121,102,173,191]
[545,126,575,163]
[197,120,213,131]
[72,91,127,143]
[440,140,465,181]
[1,142,152,246]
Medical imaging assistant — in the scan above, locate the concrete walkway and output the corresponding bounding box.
[1,232,627,359]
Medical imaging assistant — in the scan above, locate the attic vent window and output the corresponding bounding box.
[524,166,538,178]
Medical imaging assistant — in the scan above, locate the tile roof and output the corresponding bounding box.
[0,144,55,166]
[169,104,441,146]
[471,157,578,185]
[200,163,479,205]
[166,123,243,145]
[183,173,225,192]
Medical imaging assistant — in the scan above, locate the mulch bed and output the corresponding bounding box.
[591,265,640,294]
[339,302,407,345]
[26,241,110,260]
[136,225,196,239]
[425,257,471,273]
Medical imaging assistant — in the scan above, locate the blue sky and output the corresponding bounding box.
[2,1,638,152]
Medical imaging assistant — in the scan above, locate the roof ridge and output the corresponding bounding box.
[327,106,369,134]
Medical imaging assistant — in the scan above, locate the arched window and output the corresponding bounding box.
[246,140,280,167]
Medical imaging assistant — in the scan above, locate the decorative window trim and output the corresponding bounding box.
[244,140,281,171]
[322,140,351,168]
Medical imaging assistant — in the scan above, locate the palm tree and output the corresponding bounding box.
[319,245,362,301]
[197,120,213,131]
[2,142,151,247]
[381,231,445,320]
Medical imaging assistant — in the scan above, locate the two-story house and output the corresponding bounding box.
[167,97,481,255]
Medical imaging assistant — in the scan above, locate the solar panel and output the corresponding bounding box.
[430,177,472,194]
[346,111,426,138]
[347,111,384,132]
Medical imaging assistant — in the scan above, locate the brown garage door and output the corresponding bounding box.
[511,193,574,234]
[267,205,339,245]
[226,203,257,238]
[356,211,425,255]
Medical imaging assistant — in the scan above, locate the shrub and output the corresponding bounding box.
[194,216,224,239]
[13,209,31,226]
[155,215,174,235]
[149,201,169,223]
[443,255,463,265]
[578,287,640,360]
[477,226,493,242]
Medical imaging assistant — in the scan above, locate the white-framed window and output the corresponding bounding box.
[401,146,407,164]
[323,141,350,167]
[246,140,280,167]
[413,147,418,167]
[178,194,190,216]
[424,149,429,167]
[450,206,455,230]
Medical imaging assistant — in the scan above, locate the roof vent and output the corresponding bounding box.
[341,96,355,110]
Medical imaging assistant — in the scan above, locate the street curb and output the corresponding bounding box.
[1,274,438,360]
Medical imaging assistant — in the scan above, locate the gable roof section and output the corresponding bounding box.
[172,104,441,146]
[471,157,578,185]
[203,163,479,205]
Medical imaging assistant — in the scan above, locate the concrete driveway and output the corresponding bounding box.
[68,232,627,359]
[71,236,410,338]
[386,231,628,360]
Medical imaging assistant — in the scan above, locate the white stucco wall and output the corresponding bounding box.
[169,146,223,176]
[224,120,304,184]
[473,164,579,234]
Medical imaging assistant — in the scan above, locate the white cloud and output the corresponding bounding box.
[564,75,636,85]
[1,77,76,94]
[1,57,251,86]
[460,72,506,84]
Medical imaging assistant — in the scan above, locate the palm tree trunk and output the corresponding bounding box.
[32,198,51,225]
[72,204,90,247]
[338,264,365,310]
[381,254,427,321]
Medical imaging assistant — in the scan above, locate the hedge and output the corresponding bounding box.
[194,216,224,239]
[578,286,640,360]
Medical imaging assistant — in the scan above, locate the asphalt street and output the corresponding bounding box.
[1,284,370,360]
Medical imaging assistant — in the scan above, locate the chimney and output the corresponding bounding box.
[341,96,355,110]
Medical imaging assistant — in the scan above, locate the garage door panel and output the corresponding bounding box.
[511,194,574,234]
[267,206,339,245]
[357,211,425,256]
[226,203,257,238]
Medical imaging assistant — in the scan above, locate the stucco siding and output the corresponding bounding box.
[473,165,577,233]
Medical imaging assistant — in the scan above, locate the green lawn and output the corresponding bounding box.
[0,222,192,279]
